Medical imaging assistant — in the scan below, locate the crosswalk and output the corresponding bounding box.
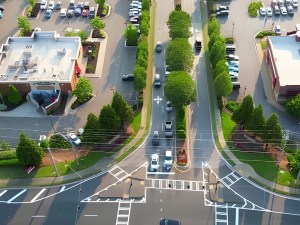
[109,166,129,181]
[115,200,132,225]
[215,204,229,225]
[220,172,241,187]
[149,179,204,191]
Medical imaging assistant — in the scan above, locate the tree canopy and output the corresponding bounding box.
[124,24,139,46]
[285,94,300,119]
[214,71,232,98]
[166,38,193,72]
[99,105,121,130]
[73,77,93,103]
[210,40,226,68]
[112,92,134,124]
[232,95,254,124]
[167,10,192,39]
[134,64,147,91]
[213,59,228,80]
[208,17,221,36]
[90,17,106,31]
[8,84,22,104]
[164,71,197,108]
[17,16,32,36]
[247,104,265,136]
[263,113,283,144]
[82,113,103,144]
[16,133,44,166]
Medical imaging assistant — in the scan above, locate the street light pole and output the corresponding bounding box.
[110,88,115,95]
[48,147,59,177]
[49,115,56,133]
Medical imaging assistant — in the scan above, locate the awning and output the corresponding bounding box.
[75,62,81,74]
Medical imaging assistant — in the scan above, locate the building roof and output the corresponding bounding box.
[269,35,300,86]
[0,31,81,83]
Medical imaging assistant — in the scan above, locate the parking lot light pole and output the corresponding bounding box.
[110,88,115,95]
[49,115,56,134]
[232,22,235,36]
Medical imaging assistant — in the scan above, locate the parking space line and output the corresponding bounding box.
[7,189,27,203]
[0,190,7,197]
[59,186,66,192]
[30,188,46,202]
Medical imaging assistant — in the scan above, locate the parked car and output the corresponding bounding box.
[216,10,229,17]
[216,5,229,12]
[275,25,281,35]
[82,9,89,17]
[166,101,173,112]
[287,5,294,14]
[68,133,81,145]
[160,219,181,225]
[75,7,82,16]
[227,62,239,68]
[165,64,171,76]
[292,0,298,7]
[77,2,84,9]
[260,7,266,16]
[280,6,288,14]
[83,1,90,10]
[129,11,141,17]
[150,154,159,172]
[45,9,52,19]
[69,0,76,10]
[152,131,160,146]
[48,1,55,10]
[55,1,62,10]
[67,9,74,17]
[229,71,239,79]
[130,3,142,9]
[228,66,239,73]
[226,54,239,61]
[0,5,4,18]
[165,121,173,138]
[122,74,134,81]
[40,0,48,10]
[131,0,142,5]
[89,7,95,18]
[285,0,292,5]
[60,8,67,17]
[154,74,161,88]
[273,5,281,15]
[155,42,162,52]
[266,7,273,16]
[278,0,285,7]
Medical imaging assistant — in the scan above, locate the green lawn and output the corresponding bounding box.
[221,111,298,187]
[0,152,110,179]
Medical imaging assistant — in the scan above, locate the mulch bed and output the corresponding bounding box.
[28,3,41,18]
[42,149,90,166]
[82,41,100,73]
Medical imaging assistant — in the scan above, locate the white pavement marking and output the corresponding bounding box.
[235,208,239,225]
[109,166,129,181]
[147,172,175,175]
[84,215,98,217]
[149,179,204,191]
[32,215,45,218]
[7,189,27,203]
[59,186,66,192]
[0,190,7,197]
[30,188,46,202]
[115,200,132,225]
[154,96,163,104]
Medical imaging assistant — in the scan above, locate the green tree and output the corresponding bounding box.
[208,17,221,36]
[73,77,93,103]
[137,36,148,56]
[210,40,226,68]
[164,71,197,108]
[77,30,88,41]
[16,133,43,166]
[17,16,32,36]
[288,150,300,173]
[285,94,300,119]
[95,0,105,7]
[39,139,49,149]
[112,92,134,124]
[90,17,106,32]
[213,59,228,80]
[82,113,103,144]
[214,71,232,98]
[1,141,10,151]
[232,95,254,124]
[99,105,121,130]
[142,0,150,11]
[137,52,148,69]
[263,113,283,144]
[247,104,265,136]
[133,65,147,91]
[8,84,22,104]
[29,0,36,7]
[166,38,193,71]
[140,20,149,36]
[124,24,139,46]
[168,10,191,39]
[208,32,223,51]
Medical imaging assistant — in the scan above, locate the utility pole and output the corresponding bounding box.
[48,147,59,177]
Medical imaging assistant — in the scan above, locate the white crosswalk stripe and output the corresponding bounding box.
[150,179,203,191]
[215,204,229,225]
[220,172,241,187]
[109,166,129,181]
[30,188,46,202]
[115,200,132,225]
[0,190,7,197]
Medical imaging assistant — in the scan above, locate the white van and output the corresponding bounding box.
[226,44,236,53]
[163,149,173,169]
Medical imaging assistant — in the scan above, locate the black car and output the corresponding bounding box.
[67,9,74,18]
[122,74,134,81]
[160,219,181,225]
[155,42,162,53]
[216,10,229,17]
[154,80,161,88]
[75,7,82,16]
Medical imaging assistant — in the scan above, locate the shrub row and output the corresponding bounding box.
[49,135,71,149]
[0,150,17,160]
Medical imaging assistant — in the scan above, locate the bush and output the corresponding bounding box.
[0,150,17,160]
[225,37,234,44]
[0,159,19,166]
[176,106,186,139]
[248,2,263,17]
[255,30,275,38]
[217,97,223,110]
[226,101,238,112]
[49,134,71,149]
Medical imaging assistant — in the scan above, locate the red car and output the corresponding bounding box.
[82,9,89,17]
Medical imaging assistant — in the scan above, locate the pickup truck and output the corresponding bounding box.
[165,121,173,138]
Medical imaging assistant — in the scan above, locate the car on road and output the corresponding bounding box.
[48,1,55,10]
[266,7,273,16]
[273,5,280,15]
[165,64,170,76]
[228,66,239,73]
[89,7,95,18]
[150,154,159,171]
[40,0,48,10]
[55,1,62,10]
[152,131,160,146]
[216,10,229,17]
[155,42,162,53]
[163,149,173,169]
[229,71,239,79]
[45,9,52,19]
[67,9,74,17]
[287,5,294,14]
[122,74,134,81]
[280,6,288,14]
[154,74,161,88]
[166,101,173,112]
[226,54,239,61]
[68,133,81,145]
[165,121,173,138]
[60,8,67,17]
[259,7,266,16]
[160,219,181,225]
[292,0,298,7]
[275,25,281,35]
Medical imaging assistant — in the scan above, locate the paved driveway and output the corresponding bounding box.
[219,0,300,130]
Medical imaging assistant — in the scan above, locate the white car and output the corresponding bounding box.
[60,8,67,17]
[226,54,239,61]
[266,7,273,16]
[150,154,159,171]
[278,0,285,6]
[48,1,55,10]
[68,133,81,145]
[292,0,298,7]
[229,71,239,79]
[275,25,281,35]
[40,0,47,10]
[260,7,266,16]
[165,64,170,76]
[280,6,288,14]
[226,61,239,66]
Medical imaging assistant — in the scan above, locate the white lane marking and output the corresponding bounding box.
[7,189,27,203]
[59,186,66,192]
[0,190,7,197]
[30,188,46,202]
[32,215,45,218]
[84,215,98,217]
[147,172,175,175]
